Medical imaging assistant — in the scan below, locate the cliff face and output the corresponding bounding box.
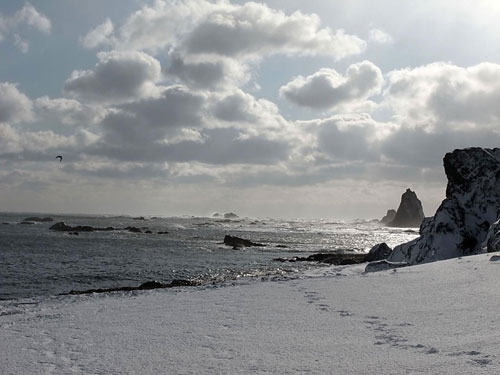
[388,148,500,265]
[389,189,425,227]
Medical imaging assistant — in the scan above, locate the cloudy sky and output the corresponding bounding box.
[2,0,500,219]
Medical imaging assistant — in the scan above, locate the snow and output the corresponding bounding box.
[2,253,500,374]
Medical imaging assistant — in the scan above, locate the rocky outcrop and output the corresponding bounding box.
[274,253,366,265]
[363,243,393,263]
[389,189,425,227]
[388,148,500,265]
[23,217,54,222]
[64,279,200,295]
[380,210,396,225]
[49,222,114,232]
[224,235,264,248]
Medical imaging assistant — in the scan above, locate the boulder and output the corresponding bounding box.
[388,148,500,265]
[380,210,396,225]
[363,243,393,263]
[365,260,410,273]
[389,189,425,227]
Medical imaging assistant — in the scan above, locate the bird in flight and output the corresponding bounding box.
[56,155,62,162]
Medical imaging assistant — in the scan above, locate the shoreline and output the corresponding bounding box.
[2,253,499,374]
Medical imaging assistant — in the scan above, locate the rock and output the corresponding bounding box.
[49,222,73,231]
[380,209,396,225]
[157,231,169,235]
[389,148,500,265]
[2,222,10,225]
[223,235,264,248]
[489,255,500,262]
[224,212,239,219]
[275,244,288,248]
[145,230,152,234]
[388,189,425,227]
[365,260,410,273]
[479,219,500,253]
[274,253,365,265]
[125,226,142,233]
[363,243,393,263]
[133,216,146,221]
[64,279,200,295]
[19,221,35,225]
[23,217,54,222]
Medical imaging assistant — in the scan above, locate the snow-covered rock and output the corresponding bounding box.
[388,189,425,227]
[388,148,500,265]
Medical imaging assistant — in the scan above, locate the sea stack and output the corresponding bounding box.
[387,148,500,265]
[380,209,396,225]
[388,188,425,227]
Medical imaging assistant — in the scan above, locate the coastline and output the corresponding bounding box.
[2,253,499,374]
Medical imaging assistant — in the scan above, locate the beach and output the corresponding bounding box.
[2,253,499,374]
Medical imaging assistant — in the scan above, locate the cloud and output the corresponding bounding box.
[64,50,162,104]
[280,61,383,110]
[385,62,500,129]
[368,28,393,44]
[85,0,365,61]
[0,82,33,124]
[81,18,114,49]
[165,54,249,90]
[181,2,366,60]
[35,96,108,125]
[0,3,51,52]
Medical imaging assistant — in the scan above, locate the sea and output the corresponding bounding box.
[0,212,418,303]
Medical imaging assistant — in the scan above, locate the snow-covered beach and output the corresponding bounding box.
[2,252,499,374]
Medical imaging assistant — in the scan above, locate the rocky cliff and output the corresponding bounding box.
[389,189,425,227]
[388,148,500,265]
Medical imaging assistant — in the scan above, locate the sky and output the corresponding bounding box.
[2,0,500,219]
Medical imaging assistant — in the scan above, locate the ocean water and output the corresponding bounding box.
[0,212,418,301]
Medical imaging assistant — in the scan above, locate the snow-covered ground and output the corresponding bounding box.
[2,253,500,374]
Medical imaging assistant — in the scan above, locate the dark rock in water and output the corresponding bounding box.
[157,231,169,235]
[20,221,35,225]
[2,222,10,225]
[363,243,393,263]
[388,148,500,265]
[125,226,142,233]
[23,217,54,222]
[133,216,146,221]
[50,222,73,231]
[50,222,115,232]
[275,244,288,248]
[138,281,165,289]
[224,212,239,219]
[145,230,152,234]
[365,260,410,272]
[389,189,425,228]
[224,235,264,248]
[274,253,365,265]
[64,279,200,295]
[380,209,396,225]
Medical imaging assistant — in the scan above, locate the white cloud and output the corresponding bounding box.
[0,82,33,124]
[385,62,500,129]
[368,28,393,44]
[81,18,114,49]
[64,50,162,104]
[86,0,365,61]
[35,96,108,125]
[0,3,51,51]
[181,2,366,60]
[280,61,383,110]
